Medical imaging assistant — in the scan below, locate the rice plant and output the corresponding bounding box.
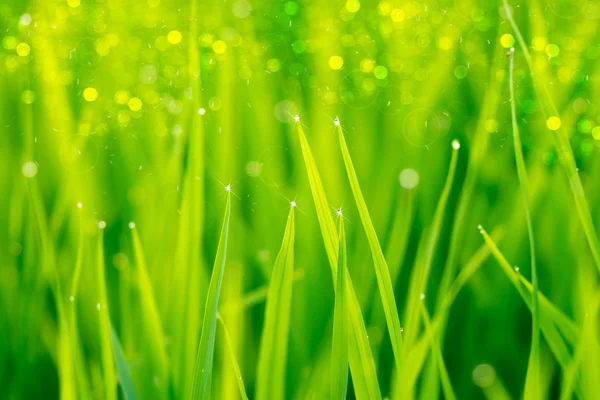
[2,0,600,398]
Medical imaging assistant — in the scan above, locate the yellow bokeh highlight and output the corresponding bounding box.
[83,87,98,102]
[377,1,392,16]
[345,0,360,13]
[592,126,600,140]
[167,30,182,44]
[67,0,81,7]
[329,55,344,70]
[360,58,375,73]
[546,116,561,131]
[128,97,143,111]
[391,8,405,22]
[16,43,30,56]
[545,44,560,58]
[438,37,453,50]
[21,90,35,104]
[532,36,547,52]
[114,90,130,104]
[213,40,227,54]
[500,34,515,48]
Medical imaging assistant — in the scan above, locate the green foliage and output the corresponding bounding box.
[3,0,600,399]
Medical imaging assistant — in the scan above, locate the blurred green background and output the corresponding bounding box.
[1,0,600,398]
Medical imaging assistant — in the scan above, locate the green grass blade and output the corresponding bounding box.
[419,302,456,400]
[130,224,168,389]
[296,122,381,400]
[217,315,249,400]
[337,122,404,368]
[331,216,349,400]
[256,206,295,400]
[404,140,460,349]
[97,223,117,400]
[478,227,576,373]
[503,0,600,273]
[508,50,540,400]
[191,192,231,400]
[110,322,138,400]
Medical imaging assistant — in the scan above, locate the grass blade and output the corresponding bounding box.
[478,227,576,374]
[129,223,168,390]
[331,216,349,400]
[191,192,232,400]
[508,49,540,400]
[217,315,249,400]
[336,121,404,369]
[503,0,600,273]
[419,302,456,400]
[97,222,117,400]
[296,122,381,400]
[256,206,295,400]
[110,322,138,400]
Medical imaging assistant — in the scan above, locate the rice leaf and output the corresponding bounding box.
[256,206,295,400]
[419,302,456,400]
[130,224,168,389]
[478,228,576,372]
[217,315,249,400]
[330,216,349,400]
[110,322,138,400]
[97,223,117,400]
[503,0,600,273]
[337,122,404,368]
[191,192,232,400]
[296,122,381,400]
[508,50,541,400]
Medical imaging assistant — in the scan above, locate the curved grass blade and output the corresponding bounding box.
[419,302,456,400]
[508,50,540,400]
[336,122,404,369]
[110,322,138,400]
[256,206,295,400]
[97,223,117,400]
[331,216,349,400]
[503,0,600,272]
[191,192,231,400]
[478,227,577,379]
[130,224,168,390]
[217,315,249,400]
[296,122,381,400]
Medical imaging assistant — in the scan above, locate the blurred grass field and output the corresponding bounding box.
[1,0,600,398]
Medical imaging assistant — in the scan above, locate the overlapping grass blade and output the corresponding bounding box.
[401,228,503,394]
[336,122,404,368]
[296,122,381,400]
[97,224,117,400]
[478,227,577,376]
[217,315,249,400]
[503,0,600,272]
[331,216,349,400]
[256,206,295,400]
[508,51,540,400]
[130,224,168,389]
[191,192,231,400]
[419,302,456,400]
[110,322,138,400]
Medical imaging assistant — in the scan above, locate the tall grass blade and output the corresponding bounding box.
[478,227,577,376]
[419,302,456,400]
[110,322,138,400]
[191,192,232,400]
[331,216,349,400]
[336,122,404,368]
[508,50,540,400]
[217,315,249,400]
[296,122,381,400]
[97,224,117,400]
[256,206,295,400]
[503,0,600,273]
[130,224,168,390]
